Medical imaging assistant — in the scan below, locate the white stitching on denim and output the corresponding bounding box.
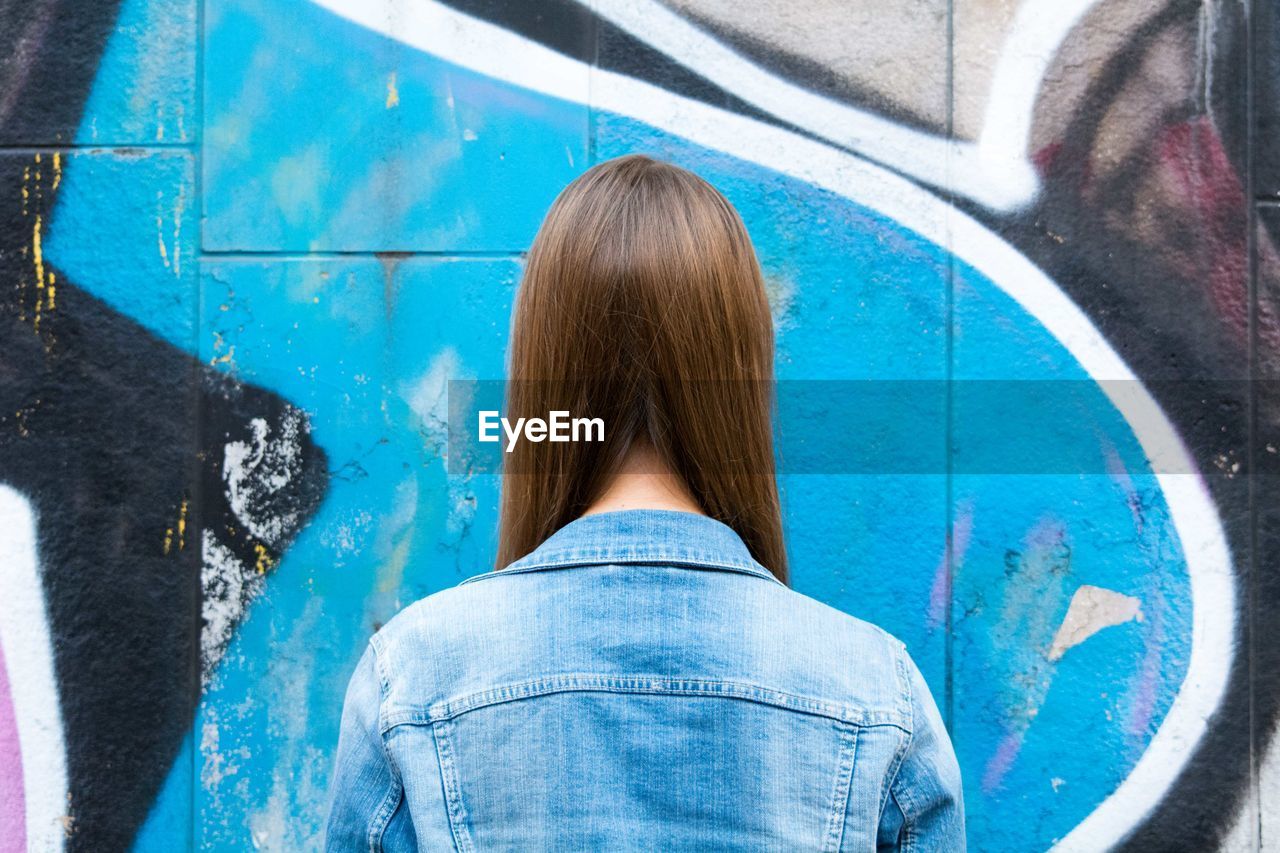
[461,555,783,586]
[435,675,860,722]
[877,726,911,826]
[365,776,402,853]
[895,641,915,735]
[365,642,407,853]
[379,673,911,731]
[432,718,474,853]
[824,722,860,852]
[885,642,919,853]
[890,786,911,853]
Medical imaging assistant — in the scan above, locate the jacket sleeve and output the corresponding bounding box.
[877,646,966,852]
[324,641,417,852]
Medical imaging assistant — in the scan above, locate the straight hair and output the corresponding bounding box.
[495,153,788,583]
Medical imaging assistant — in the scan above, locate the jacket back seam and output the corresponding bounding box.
[380,674,909,729]
[460,557,784,586]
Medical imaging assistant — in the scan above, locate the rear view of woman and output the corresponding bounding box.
[324,154,965,851]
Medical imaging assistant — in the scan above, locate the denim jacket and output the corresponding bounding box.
[324,509,965,851]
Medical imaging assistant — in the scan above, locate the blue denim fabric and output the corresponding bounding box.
[324,508,965,851]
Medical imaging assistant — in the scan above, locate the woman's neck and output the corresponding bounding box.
[580,441,705,518]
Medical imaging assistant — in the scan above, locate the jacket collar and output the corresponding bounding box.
[463,508,783,585]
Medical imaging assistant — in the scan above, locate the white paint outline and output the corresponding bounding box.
[587,0,1101,212]
[0,484,68,852]
[304,2,1236,847]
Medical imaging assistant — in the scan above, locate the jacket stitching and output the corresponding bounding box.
[379,674,909,729]
[431,718,474,853]
[460,555,784,586]
[895,641,914,735]
[885,641,919,853]
[823,722,859,852]
[368,639,405,780]
[365,780,401,853]
[364,641,406,853]
[877,725,911,825]
[505,543,761,568]
[891,763,922,841]
[371,733,409,852]
[891,786,913,853]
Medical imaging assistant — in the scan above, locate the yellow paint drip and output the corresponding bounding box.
[32,214,44,332]
[23,152,59,334]
[163,498,188,555]
[211,344,236,366]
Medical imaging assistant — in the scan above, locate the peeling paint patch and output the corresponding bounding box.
[246,598,328,849]
[222,410,305,546]
[405,347,463,457]
[199,712,235,792]
[402,349,481,541]
[446,482,478,539]
[172,182,185,277]
[201,528,266,679]
[373,477,418,596]
[155,189,170,270]
[318,507,374,563]
[1049,585,1143,662]
[385,71,400,108]
[763,273,796,330]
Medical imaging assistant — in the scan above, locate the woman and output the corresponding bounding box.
[324,154,965,851]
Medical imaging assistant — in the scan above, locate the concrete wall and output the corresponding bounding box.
[0,0,1275,849]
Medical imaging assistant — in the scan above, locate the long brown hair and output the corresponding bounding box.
[495,153,787,583]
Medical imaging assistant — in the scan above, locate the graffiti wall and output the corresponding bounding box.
[0,0,1275,849]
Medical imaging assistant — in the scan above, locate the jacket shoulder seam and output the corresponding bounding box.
[896,640,915,734]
